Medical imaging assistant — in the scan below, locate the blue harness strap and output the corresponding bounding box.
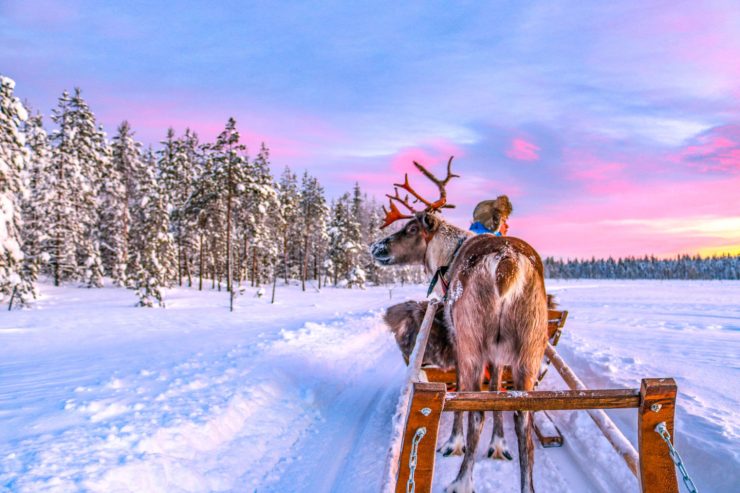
[427,237,466,298]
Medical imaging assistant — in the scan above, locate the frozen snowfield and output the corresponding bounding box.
[1,279,738,492]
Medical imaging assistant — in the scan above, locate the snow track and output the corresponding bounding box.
[1,280,738,492]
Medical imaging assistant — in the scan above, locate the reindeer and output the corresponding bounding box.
[384,300,455,369]
[371,158,548,493]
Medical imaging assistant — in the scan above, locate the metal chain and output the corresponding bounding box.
[406,427,427,493]
[655,422,699,493]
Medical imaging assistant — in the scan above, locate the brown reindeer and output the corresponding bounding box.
[384,300,455,369]
[371,158,548,493]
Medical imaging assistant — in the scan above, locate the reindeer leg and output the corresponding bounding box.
[444,358,484,493]
[437,358,465,457]
[438,361,464,457]
[513,368,537,493]
[487,364,513,460]
[438,410,465,456]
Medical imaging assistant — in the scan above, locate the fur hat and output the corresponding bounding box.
[472,195,513,232]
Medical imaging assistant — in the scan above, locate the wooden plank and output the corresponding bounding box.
[546,343,640,476]
[406,301,440,384]
[421,367,456,384]
[443,388,640,412]
[394,382,446,493]
[638,378,678,493]
[547,310,568,346]
[547,309,568,344]
[533,411,563,447]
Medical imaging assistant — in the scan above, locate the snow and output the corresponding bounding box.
[1,279,738,492]
[13,98,28,122]
[0,75,16,90]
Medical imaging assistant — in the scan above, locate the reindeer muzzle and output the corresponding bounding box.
[370,240,393,265]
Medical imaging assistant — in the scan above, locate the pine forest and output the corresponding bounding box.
[1,76,737,309]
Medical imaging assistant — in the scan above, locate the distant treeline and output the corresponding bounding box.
[544,254,739,280]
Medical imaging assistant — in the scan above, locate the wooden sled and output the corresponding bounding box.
[420,307,569,447]
[384,300,681,493]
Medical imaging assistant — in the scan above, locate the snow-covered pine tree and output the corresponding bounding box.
[185,139,229,291]
[68,88,105,288]
[211,117,251,299]
[328,192,362,287]
[176,129,201,287]
[362,200,384,285]
[350,182,377,287]
[46,91,79,285]
[277,167,301,284]
[0,75,32,306]
[182,139,215,290]
[158,128,177,195]
[299,171,328,290]
[111,121,146,286]
[130,149,176,307]
[158,128,199,286]
[243,143,279,286]
[20,110,52,301]
[100,121,133,285]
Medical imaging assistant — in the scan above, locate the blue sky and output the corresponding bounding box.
[2,0,739,257]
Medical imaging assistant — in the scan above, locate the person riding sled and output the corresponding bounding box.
[469,195,512,236]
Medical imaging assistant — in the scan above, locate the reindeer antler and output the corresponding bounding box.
[380,201,413,229]
[380,156,459,229]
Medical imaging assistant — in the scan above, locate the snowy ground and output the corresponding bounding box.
[1,279,738,492]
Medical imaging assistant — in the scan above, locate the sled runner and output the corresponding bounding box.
[383,300,681,493]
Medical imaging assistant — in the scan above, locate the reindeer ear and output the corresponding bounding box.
[420,212,440,232]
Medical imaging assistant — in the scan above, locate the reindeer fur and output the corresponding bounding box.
[384,300,455,369]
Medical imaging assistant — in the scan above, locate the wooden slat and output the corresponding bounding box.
[394,382,446,493]
[638,378,678,493]
[421,367,456,384]
[443,388,640,412]
[547,310,568,345]
[547,309,568,343]
[533,410,563,447]
[407,300,440,383]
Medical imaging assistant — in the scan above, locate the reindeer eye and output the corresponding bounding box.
[408,224,418,234]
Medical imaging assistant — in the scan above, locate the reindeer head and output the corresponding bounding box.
[370,157,458,266]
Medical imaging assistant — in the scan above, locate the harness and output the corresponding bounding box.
[426,237,466,299]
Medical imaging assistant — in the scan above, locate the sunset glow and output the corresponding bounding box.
[2,1,738,259]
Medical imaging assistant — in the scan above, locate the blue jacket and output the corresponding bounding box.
[469,221,502,236]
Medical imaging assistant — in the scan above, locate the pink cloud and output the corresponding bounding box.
[562,149,631,193]
[512,175,740,259]
[91,93,340,163]
[506,137,540,161]
[337,140,468,209]
[679,125,740,174]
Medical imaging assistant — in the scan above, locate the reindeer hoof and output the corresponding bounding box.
[438,435,465,456]
[487,446,513,460]
[487,436,513,460]
[438,444,466,456]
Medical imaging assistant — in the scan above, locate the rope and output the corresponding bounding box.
[655,422,699,493]
[406,427,427,493]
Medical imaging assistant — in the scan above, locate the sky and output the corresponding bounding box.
[1,0,739,259]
